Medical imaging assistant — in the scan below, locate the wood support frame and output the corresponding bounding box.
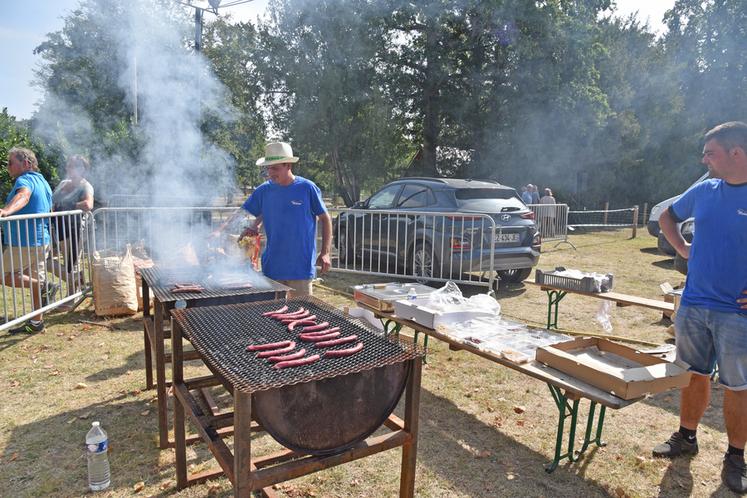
[171,318,422,497]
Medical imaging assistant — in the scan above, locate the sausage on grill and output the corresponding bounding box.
[324,342,364,357]
[246,340,292,351]
[268,348,307,362]
[262,305,288,316]
[298,322,330,332]
[298,326,340,337]
[299,331,341,342]
[314,335,359,348]
[273,354,321,369]
[287,316,317,330]
[256,341,297,358]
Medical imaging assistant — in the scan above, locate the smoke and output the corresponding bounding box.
[31,0,260,270]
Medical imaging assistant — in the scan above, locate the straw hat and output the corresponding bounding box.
[255,142,299,167]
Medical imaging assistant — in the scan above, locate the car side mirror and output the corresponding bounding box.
[352,200,366,209]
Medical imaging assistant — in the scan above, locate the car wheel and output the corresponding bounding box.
[411,242,440,280]
[497,268,532,283]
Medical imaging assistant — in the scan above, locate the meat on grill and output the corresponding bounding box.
[267,348,307,362]
[247,340,292,352]
[314,335,359,348]
[324,342,364,357]
[171,283,205,293]
[287,316,317,330]
[299,331,341,342]
[256,341,297,358]
[273,354,321,369]
[262,305,288,316]
[298,322,330,332]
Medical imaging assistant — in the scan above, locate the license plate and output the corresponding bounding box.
[494,233,520,243]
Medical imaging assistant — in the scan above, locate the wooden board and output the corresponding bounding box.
[523,280,674,313]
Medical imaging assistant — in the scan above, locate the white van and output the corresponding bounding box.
[647,171,709,255]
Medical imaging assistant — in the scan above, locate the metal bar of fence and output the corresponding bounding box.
[328,208,503,290]
[0,210,91,331]
[527,204,569,243]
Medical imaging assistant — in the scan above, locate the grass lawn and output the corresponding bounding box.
[0,229,736,497]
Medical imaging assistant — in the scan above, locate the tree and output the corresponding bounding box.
[255,0,409,205]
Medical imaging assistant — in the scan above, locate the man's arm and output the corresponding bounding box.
[315,212,332,273]
[738,290,747,310]
[659,208,690,260]
[0,188,31,217]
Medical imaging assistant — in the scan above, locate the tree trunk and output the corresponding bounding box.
[420,15,440,177]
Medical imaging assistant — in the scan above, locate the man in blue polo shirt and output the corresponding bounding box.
[234,142,331,297]
[1,147,56,334]
[652,122,747,493]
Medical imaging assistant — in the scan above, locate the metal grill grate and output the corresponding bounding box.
[171,296,423,393]
[140,266,289,303]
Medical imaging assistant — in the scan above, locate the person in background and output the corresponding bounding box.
[520,185,533,205]
[216,141,332,297]
[530,184,541,204]
[51,154,94,289]
[0,147,55,334]
[653,121,747,493]
[539,188,556,238]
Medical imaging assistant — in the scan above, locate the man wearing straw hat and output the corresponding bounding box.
[235,142,331,296]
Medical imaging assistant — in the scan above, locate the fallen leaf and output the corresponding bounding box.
[506,472,515,480]
[8,452,18,462]
[43,364,55,369]
[67,417,77,424]
[9,380,20,388]
[78,412,92,420]
[130,389,141,396]
[75,383,88,390]
[207,483,222,496]
[56,332,65,337]
[615,486,627,497]
[513,405,525,414]
[475,450,491,458]
[140,410,150,416]
[635,455,646,465]
[50,370,61,376]
[81,325,91,331]
[160,481,172,490]
[516,420,525,427]
[133,481,145,493]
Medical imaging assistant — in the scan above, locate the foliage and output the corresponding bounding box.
[0,109,61,199]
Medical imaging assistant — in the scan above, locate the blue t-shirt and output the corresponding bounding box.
[521,192,533,204]
[670,178,747,313]
[3,171,53,247]
[242,176,327,280]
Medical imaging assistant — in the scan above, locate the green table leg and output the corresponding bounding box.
[382,319,402,338]
[545,384,608,473]
[545,290,567,329]
[412,330,429,364]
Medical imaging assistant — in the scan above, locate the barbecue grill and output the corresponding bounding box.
[170,296,424,496]
[140,265,290,449]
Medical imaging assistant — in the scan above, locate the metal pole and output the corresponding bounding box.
[194,8,203,52]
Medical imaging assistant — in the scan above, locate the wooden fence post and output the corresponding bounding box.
[642,202,648,225]
[603,201,609,225]
[631,205,639,238]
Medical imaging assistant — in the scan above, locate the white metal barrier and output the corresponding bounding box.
[331,209,541,289]
[0,210,92,331]
[527,204,569,243]
[568,206,640,237]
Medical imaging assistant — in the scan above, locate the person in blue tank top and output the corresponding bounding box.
[652,122,747,493]
[0,147,57,334]
[218,142,332,297]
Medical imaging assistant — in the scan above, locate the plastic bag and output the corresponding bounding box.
[595,300,614,332]
[426,281,501,315]
[92,245,138,316]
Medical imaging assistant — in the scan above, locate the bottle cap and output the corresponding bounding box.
[92,421,100,427]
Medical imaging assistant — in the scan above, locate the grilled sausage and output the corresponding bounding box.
[246,340,292,351]
[324,342,364,357]
[267,348,307,362]
[298,326,340,337]
[299,331,341,342]
[273,354,321,369]
[256,341,297,358]
[262,305,288,316]
[274,308,307,320]
[297,322,330,332]
[280,311,312,323]
[287,316,317,330]
[314,335,359,348]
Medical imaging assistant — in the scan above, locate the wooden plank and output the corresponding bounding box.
[523,280,674,312]
[172,320,188,489]
[234,390,253,497]
[400,358,422,498]
[249,431,410,490]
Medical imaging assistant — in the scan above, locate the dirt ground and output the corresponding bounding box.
[0,229,738,497]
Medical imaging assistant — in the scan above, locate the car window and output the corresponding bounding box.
[368,184,402,209]
[454,188,525,212]
[397,184,432,208]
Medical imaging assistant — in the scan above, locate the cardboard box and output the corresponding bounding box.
[536,337,691,400]
[393,298,495,329]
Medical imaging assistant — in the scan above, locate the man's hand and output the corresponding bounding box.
[0,208,6,218]
[316,252,331,274]
[239,226,259,242]
[738,290,747,310]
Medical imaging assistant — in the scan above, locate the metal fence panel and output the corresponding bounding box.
[0,210,92,331]
[330,208,513,289]
[527,204,569,243]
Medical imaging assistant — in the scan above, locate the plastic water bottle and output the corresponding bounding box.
[407,287,418,300]
[86,421,110,491]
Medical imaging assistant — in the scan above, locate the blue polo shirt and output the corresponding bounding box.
[670,178,747,313]
[242,176,327,280]
[3,171,52,247]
